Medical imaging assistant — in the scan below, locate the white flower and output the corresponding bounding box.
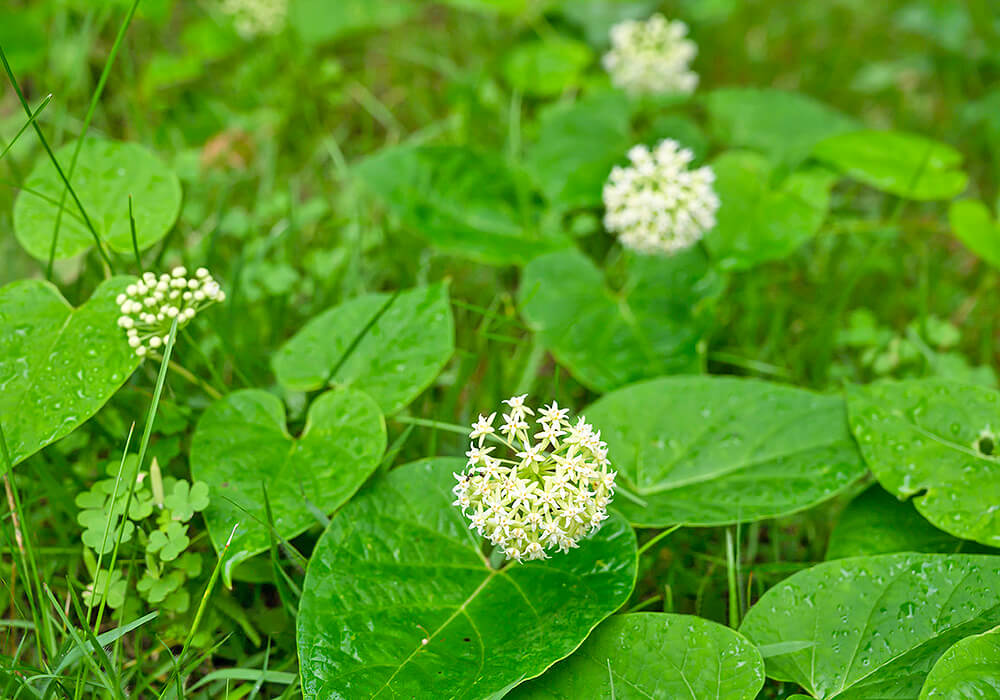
[454,396,616,563]
[603,139,719,256]
[220,0,287,38]
[603,14,699,96]
[117,268,225,359]
[470,413,497,445]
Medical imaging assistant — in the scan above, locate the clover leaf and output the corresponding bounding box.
[137,569,185,604]
[146,521,190,562]
[164,480,210,522]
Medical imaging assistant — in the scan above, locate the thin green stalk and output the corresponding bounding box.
[636,524,682,557]
[158,524,239,698]
[45,0,141,279]
[0,94,52,161]
[180,326,230,393]
[725,529,740,628]
[164,357,223,400]
[91,318,179,636]
[128,195,143,274]
[42,585,122,700]
[514,334,546,396]
[0,425,54,660]
[391,415,470,437]
[0,44,114,274]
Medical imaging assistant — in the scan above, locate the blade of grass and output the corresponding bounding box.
[0,423,54,660]
[128,195,143,274]
[91,317,179,638]
[41,585,122,700]
[0,93,52,161]
[45,0,141,279]
[0,44,114,274]
[156,523,240,699]
[84,423,135,626]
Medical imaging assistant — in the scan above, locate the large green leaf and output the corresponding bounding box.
[0,277,139,470]
[519,248,724,393]
[354,145,569,265]
[296,458,637,699]
[502,37,593,97]
[740,553,1000,699]
[583,376,866,527]
[827,485,967,560]
[920,626,1000,699]
[272,284,454,414]
[705,88,857,167]
[190,389,386,585]
[847,379,1000,547]
[812,130,968,200]
[13,139,182,261]
[524,92,632,210]
[510,613,765,699]
[288,0,416,44]
[706,150,836,271]
[948,198,1000,269]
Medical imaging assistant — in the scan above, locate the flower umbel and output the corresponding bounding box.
[220,0,287,38]
[603,139,719,256]
[453,398,616,563]
[117,267,225,358]
[603,14,699,96]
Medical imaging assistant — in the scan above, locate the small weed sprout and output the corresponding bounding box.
[603,139,719,256]
[453,396,616,563]
[603,14,699,96]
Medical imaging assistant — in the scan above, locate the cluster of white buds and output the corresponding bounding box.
[116,267,225,358]
[603,14,699,96]
[603,139,719,256]
[220,0,287,38]
[453,396,616,563]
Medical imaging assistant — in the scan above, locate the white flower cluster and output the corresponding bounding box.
[220,0,287,38]
[116,268,225,358]
[603,139,719,256]
[603,14,699,96]
[453,396,616,563]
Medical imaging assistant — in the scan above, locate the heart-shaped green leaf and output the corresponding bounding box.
[920,626,1000,699]
[502,37,593,97]
[827,485,967,560]
[740,553,1000,699]
[583,376,867,526]
[525,92,632,210]
[706,150,836,270]
[812,130,968,200]
[510,612,765,699]
[288,0,416,44]
[273,284,454,414]
[296,458,637,699]
[705,88,857,167]
[13,138,182,261]
[847,379,1000,547]
[0,277,140,470]
[519,248,725,393]
[948,198,1000,269]
[354,145,570,265]
[190,388,386,584]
